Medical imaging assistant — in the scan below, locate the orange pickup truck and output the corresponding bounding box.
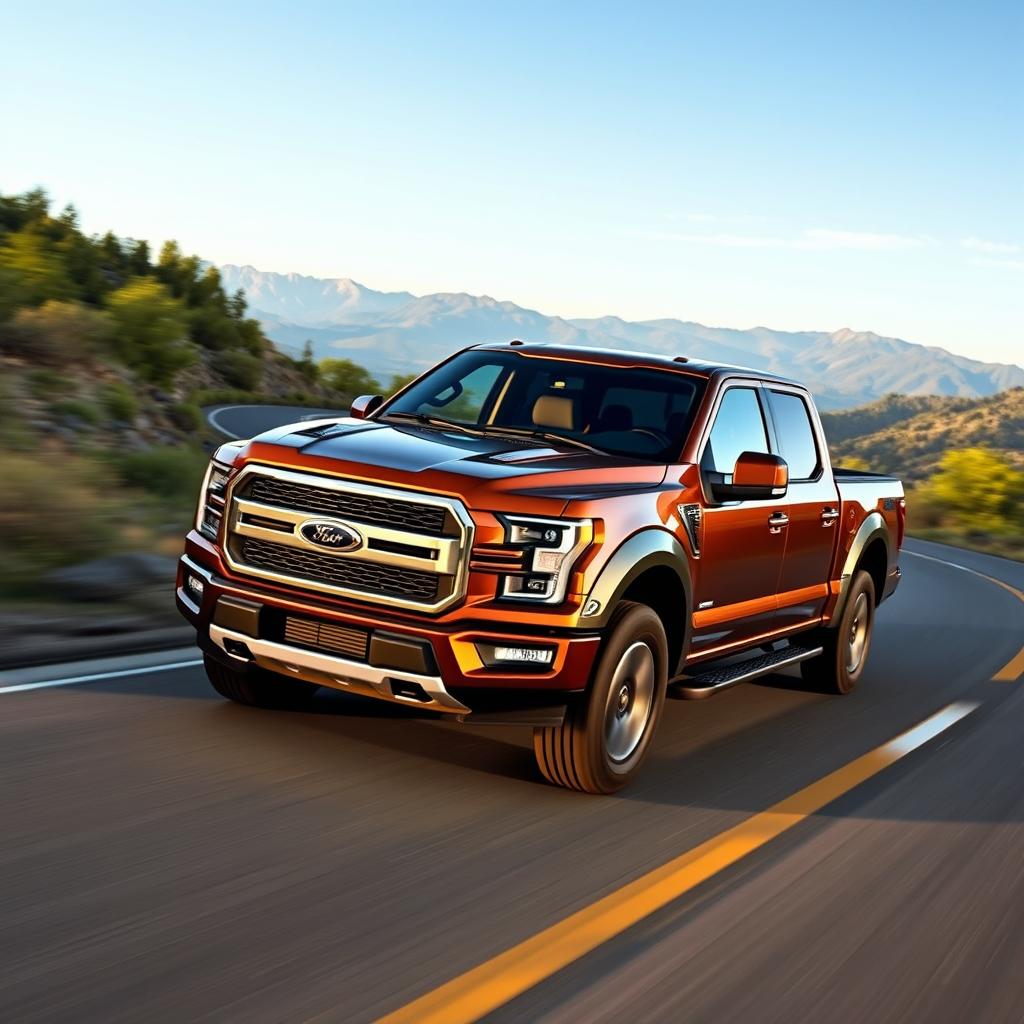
[177,342,904,792]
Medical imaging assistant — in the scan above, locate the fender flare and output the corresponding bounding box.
[580,529,693,670]
[832,511,891,624]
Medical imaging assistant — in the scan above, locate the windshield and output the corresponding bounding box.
[380,350,706,462]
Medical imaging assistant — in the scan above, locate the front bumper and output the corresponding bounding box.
[176,552,602,716]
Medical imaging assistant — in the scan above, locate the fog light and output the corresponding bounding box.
[476,642,556,668]
[185,574,205,600]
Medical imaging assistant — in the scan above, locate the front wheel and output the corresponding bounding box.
[533,601,668,794]
[800,569,876,694]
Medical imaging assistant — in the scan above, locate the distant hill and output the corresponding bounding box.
[825,388,1024,482]
[220,265,1024,411]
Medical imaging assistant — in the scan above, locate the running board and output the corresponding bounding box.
[669,644,823,700]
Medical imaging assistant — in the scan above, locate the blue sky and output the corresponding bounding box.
[2,1,1021,364]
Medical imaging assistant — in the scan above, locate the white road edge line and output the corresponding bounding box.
[883,699,980,755]
[904,547,1004,582]
[206,404,248,438]
[0,659,204,695]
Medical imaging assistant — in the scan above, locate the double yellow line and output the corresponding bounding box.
[380,549,1024,1023]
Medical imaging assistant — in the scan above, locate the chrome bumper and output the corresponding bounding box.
[209,623,471,715]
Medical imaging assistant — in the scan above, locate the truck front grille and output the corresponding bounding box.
[246,475,447,535]
[241,538,440,602]
[222,466,473,612]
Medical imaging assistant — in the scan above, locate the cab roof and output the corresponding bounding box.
[471,340,802,389]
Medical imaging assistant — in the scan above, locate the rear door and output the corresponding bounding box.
[691,383,786,657]
[763,385,840,631]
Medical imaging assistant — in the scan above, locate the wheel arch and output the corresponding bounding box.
[832,511,891,624]
[580,529,692,675]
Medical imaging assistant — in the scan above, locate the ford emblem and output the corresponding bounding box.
[299,520,362,551]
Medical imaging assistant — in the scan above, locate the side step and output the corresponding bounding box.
[669,643,823,700]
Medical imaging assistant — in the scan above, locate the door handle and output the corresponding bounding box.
[821,507,840,526]
[768,511,789,533]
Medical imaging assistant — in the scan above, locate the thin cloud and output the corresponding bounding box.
[642,227,928,252]
[961,237,1021,255]
[971,257,1024,272]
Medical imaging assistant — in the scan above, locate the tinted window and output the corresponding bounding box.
[702,387,769,475]
[418,362,505,422]
[769,390,819,479]
[383,350,706,462]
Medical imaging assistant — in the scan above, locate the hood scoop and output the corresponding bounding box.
[489,447,564,463]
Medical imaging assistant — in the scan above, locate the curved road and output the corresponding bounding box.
[207,405,348,440]
[2,539,1023,1022]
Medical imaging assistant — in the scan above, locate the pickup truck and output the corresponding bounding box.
[177,342,904,793]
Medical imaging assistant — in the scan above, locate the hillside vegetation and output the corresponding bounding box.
[823,389,1024,481]
[0,189,348,594]
[822,390,1024,558]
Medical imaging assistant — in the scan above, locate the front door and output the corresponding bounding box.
[690,384,786,657]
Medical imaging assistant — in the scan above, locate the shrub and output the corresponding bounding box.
[168,401,203,434]
[211,349,262,390]
[914,448,1024,537]
[53,397,102,426]
[0,453,120,593]
[28,368,74,400]
[0,300,113,365]
[117,444,209,501]
[190,387,261,406]
[101,381,140,422]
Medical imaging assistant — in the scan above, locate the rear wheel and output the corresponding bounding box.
[800,569,875,694]
[533,601,668,794]
[204,653,320,709]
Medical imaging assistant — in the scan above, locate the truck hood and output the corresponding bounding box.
[240,417,668,508]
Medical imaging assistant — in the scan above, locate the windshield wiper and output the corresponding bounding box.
[380,411,485,437]
[481,425,605,456]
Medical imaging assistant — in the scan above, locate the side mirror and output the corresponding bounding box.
[711,451,788,502]
[350,394,383,420]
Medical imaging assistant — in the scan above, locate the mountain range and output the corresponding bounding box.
[219,265,1024,410]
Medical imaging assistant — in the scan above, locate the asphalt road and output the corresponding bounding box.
[207,405,346,440]
[2,538,1023,1023]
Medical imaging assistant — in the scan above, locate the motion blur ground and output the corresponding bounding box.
[2,540,1022,1022]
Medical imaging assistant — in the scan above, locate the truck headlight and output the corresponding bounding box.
[196,459,231,541]
[498,515,593,604]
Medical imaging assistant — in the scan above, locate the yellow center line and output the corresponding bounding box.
[903,549,1024,681]
[377,702,978,1024]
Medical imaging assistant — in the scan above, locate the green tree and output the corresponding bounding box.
[918,448,1024,536]
[0,227,76,316]
[107,278,194,385]
[388,371,418,395]
[296,340,319,381]
[320,357,380,396]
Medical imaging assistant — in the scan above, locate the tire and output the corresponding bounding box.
[204,653,320,709]
[533,601,668,794]
[800,569,876,695]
